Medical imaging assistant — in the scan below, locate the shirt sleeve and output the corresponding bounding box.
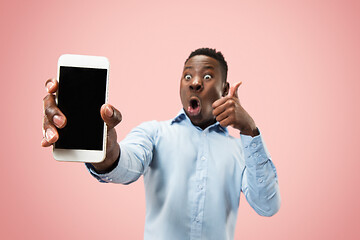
[85,121,159,184]
[240,131,281,217]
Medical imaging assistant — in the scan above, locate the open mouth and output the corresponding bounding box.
[187,97,201,116]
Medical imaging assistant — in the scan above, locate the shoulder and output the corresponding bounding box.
[135,119,173,130]
[128,119,173,138]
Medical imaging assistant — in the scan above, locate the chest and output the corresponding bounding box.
[148,125,245,184]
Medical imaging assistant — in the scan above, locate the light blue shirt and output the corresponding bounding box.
[87,110,280,240]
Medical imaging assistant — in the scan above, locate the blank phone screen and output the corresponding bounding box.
[55,66,107,150]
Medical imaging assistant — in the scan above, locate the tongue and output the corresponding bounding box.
[188,105,200,115]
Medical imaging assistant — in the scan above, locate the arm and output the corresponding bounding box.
[86,121,158,184]
[42,78,157,184]
[212,81,281,216]
[240,133,280,216]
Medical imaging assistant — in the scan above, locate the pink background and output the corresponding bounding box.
[1,0,359,239]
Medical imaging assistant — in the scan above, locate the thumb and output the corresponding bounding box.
[100,104,122,129]
[229,81,242,98]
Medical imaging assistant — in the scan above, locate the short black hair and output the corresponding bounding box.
[185,48,228,82]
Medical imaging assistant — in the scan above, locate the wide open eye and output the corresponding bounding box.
[184,74,192,80]
[204,74,212,80]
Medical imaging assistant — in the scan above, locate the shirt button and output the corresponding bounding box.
[251,143,257,148]
[202,132,207,136]
[201,156,206,161]
[258,178,263,183]
[254,152,259,157]
[198,184,203,190]
[195,217,200,223]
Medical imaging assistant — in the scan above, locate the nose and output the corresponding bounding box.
[189,77,203,92]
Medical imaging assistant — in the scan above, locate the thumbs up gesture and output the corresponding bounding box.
[212,82,259,136]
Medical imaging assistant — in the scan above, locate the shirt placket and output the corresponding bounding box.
[190,129,209,240]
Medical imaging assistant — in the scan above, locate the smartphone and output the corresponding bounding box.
[53,54,109,163]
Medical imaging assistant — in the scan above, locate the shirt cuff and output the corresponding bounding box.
[85,161,119,183]
[85,143,143,184]
[241,131,271,167]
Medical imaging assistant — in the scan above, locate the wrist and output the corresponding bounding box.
[239,125,259,137]
[92,145,120,173]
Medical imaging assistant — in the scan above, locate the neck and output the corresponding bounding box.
[192,117,216,130]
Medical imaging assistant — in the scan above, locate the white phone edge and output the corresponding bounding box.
[53,54,109,163]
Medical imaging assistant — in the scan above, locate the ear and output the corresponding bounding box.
[222,82,230,97]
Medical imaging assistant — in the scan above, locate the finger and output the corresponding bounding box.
[213,101,227,117]
[219,116,232,128]
[215,109,230,123]
[100,104,122,130]
[212,95,230,109]
[43,94,67,128]
[44,128,58,143]
[41,137,52,147]
[105,128,120,160]
[43,115,59,144]
[213,98,236,117]
[229,81,242,98]
[106,128,118,149]
[45,78,58,94]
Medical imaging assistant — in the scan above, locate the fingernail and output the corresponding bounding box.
[105,106,113,117]
[41,138,48,146]
[45,129,55,141]
[46,82,54,92]
[53,115,65,128]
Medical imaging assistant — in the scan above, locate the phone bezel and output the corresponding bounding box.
[53,54,109,163]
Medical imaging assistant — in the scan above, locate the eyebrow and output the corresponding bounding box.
[183,65,215,70]
[203,66,215,70]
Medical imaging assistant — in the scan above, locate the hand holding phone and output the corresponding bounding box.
[42,54,122,165]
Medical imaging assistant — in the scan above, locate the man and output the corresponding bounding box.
[42,48,280,240]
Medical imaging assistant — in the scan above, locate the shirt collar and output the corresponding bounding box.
[171,109,188,124]
[171,109,229,136]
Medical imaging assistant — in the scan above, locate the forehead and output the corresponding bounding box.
[183,55,220,71]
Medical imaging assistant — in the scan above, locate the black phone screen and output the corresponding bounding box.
[55,66,107,150]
